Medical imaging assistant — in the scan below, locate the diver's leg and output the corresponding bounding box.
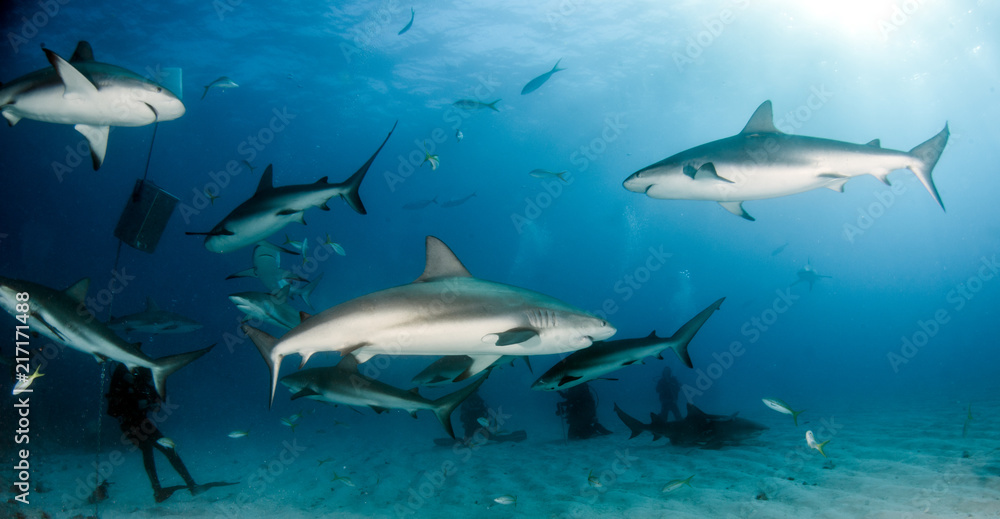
[155,441,198,490]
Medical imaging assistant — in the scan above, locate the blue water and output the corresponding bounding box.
[2,0,999,516]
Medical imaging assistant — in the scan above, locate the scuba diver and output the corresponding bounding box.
[106,356,234,503]
[656,366,683,421]
[460,391,489,440]
[556,383,612,439]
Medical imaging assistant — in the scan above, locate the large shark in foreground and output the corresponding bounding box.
[623,100,949,221]
[614,403,768,448]
[531,297,724,391]
[187,122,396,253]
[243,236,615,406]
[108,297,203,334]
[0,41,185,169]
[0,276,213,397]
[280,356,487,438]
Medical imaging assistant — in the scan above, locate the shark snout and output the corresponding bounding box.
[623,172,651,193]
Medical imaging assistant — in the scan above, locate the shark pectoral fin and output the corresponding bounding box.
[226,268,256,280]
[455,354,503,382]
[694,163,734,183]
[276,209,299,216]
[682,164,698,179]
[352,349,375,364]
[1,108,22,127]
[45,49,99,99]
[866,139,881,148]
[718,201,755,221]
[371,406,390,414]
[821,176,850,193]
[35,314,68,342]
[484,328,538,346]
[622,360,639,366]
[558,375,581,386]
[74,124,109,170]
[290,388,320,400]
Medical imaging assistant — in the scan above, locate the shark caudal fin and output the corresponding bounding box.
[297,272,324,311]
[430,372,489,439]
[613,403,647,439]
[907,123,950,211]
[666,297,725,369]
[149,344,215,399]
[335,121,398,215]
[242,324,282,408]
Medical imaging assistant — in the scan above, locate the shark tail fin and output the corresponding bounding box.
[242,324,282,408]
[336,120,398,215]
[149,344,215,399]
[430,372,489,439]
[613,403,646,439]
[666,297,725,369]
[792,408,805,427]
[907,123,949,211]
[298,272,324,311]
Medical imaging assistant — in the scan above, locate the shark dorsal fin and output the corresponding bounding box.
[866,139,881,148]
[414,236,472,282]
[64,278,90,303]
[145,297,160,312]
[740,101,780,135]
[70,41,95,62]
[686,403,709,420]
[314,176,329,184]
[255,165,274,195]
[647,330,657,339]
[336,354,360,371]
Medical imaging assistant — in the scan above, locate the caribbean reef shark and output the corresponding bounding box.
[623,100,949,220]
[0,276,212,397]
[187,122,396,253]
[531,297,724,391]
[280,355,487,438]
[411,355,530,387]
[614,403,767,448]
[792,263,831,291]
[0,41,185,169]
[108,297,203,334]
[243,235,615,406]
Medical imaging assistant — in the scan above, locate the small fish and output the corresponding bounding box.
[661,475,694,493]
[332,420,351,428]
[332,472,355,487]
[521,59,565,95]
[587,470,601,488]
[398,7,414,35]
[242,159,256,174]
[494,494,517,506]
[403,197,438,210]
[228,430,249,438]
[771,242,789,256]
[322,233,346,256]
[280,417,299,432]
[455,130,463,143]
[477,417,490,428]
[529,169,568,182]
[205,188,220,205]
[962,403,973,438]
[156,437,176,449]
[422,148,440,170]
[317,457,334,466]
[202,76,239,100]
[453,99,501,112]
[762,398,805,426]
[440,192,477,208]
[805,430,829,457]
[13,364,44,394]
[284,234,306,251]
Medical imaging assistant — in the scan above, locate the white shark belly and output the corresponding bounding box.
[9,89,157,127]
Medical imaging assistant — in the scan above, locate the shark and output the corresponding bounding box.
[186,121,396,253]
[243,235,615,406]
[531,297,724,391]
[521,59,565,95]
[0,276,213,397]
[792,263,831,291]
[0,41,185,170]
[280,355,487,438]
[108,297,203,334]
[411,355,531,387]
[226,243,322,309]
[229,285,302,331]
[623,100,950,221]
[614,403,768,448]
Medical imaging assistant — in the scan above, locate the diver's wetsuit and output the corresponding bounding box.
[106,364,197,503]
[656,367,683,421]
[557,384,612,439]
